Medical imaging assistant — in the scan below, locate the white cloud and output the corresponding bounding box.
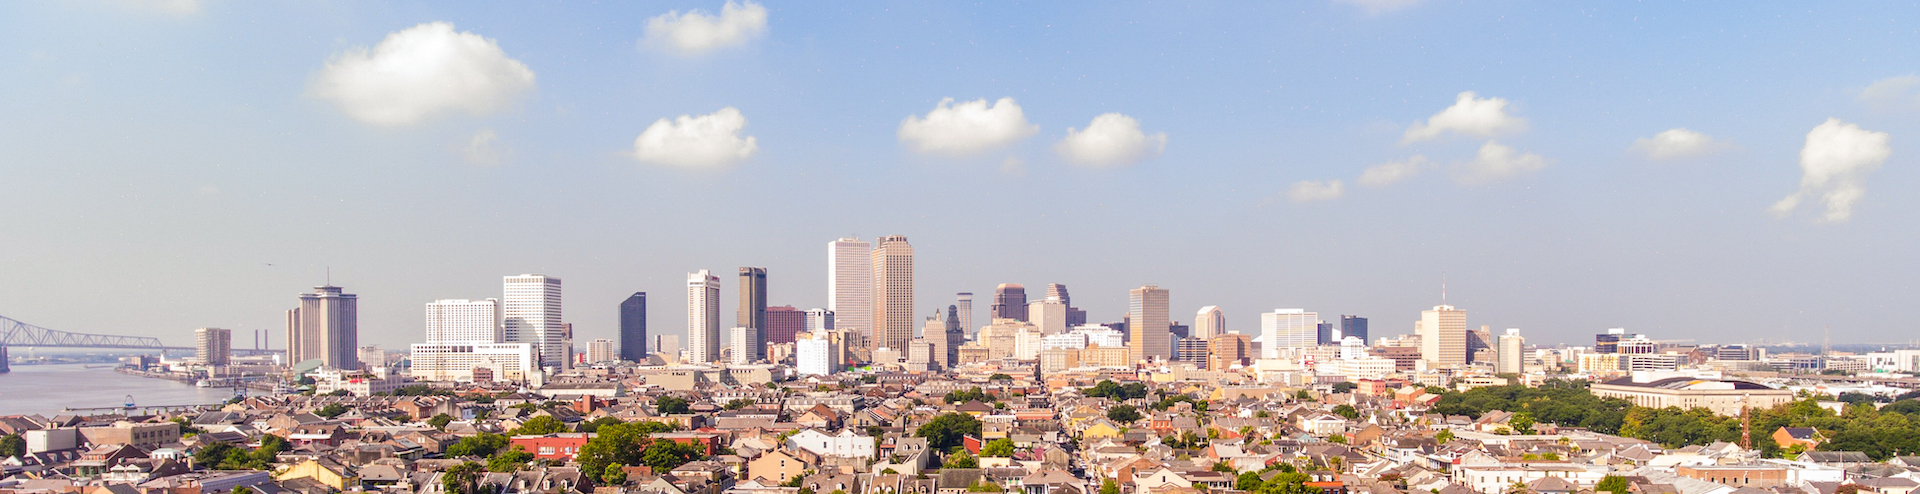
[1402,91,1527,143]
[109,0,200,15]
[1286,180,1346,203]
[1453,141,1550,184]
[1054,113,1168,167]
[1358,155,1431,187]
[308,22,535,126]
[897,97,1038,157]
[643,1,769,55]
[632,107,759,168]
[461,129,507,167]
[1858,75,1920,113]
[1631,128,1730,160]
[1770,118,1890,223]
[1334,0,1421,15]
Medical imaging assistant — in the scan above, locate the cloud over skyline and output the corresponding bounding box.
[1771,118,1891,223]
[1858,75,1920,113]
[632,107,760,168]
[1453,141,1550,184]
[308,22,536,127]
[1403,91,1527,143]
[1358,155,1432,187]
[1286,180,1346,203]
[898,97,1038,157]
[1631,128,1731,160]
[643,1,769,55]
[1055,113,1167,167]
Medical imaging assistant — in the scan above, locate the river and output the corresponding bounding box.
[0,364,241,416]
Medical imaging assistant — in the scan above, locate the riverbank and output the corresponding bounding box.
[0,363,239,415]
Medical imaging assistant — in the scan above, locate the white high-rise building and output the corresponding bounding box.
[731,326,754,365]
[687,270,722,363]
[1073,324,1125,349]
[1042,332,1088,350]
[796,331,841,376]
[1497,328,1525,374]
[1029,298,1068,335]
[828,237,872,348]
[409,342,540,384]
[956,293,975,339]
[1260,309,1319,358]
[587,338,617,364]
[1194,306,1225,340]
[425,299,499,344]
[502,275,563,369]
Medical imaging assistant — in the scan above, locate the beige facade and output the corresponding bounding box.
[1590,376,1794,416]
[871,235,914,351]
[288,285,359,370]
[1418,304,1466,368]
[1128,285,1170,362]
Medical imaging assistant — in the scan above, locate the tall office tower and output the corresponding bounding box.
[804,308,834,333]
[195,327,231,366]
[990,284,1028,321]
[1316,321,1338,346]
[619,293,647,362]
[1194,306,1225,340]
[945,305,961,334]
[425,299,500,344]
[828,237,873,348]
[1128,285,1171,362]
[1340,315,1369,345]
[922,315,948,369]
[1497,328,1525,374]
[1029,298,1068,335]
[1174,337,1210,364]
[1417,304,1468,367]
[871,235,915,350]
[955,293,975,338]
[766,306,805,344]
[944,309,964,366]
[588,338,617,364]
[1170,322,1190,340]
[560,323,575,370]
[686,270,721,363]
[502,275,564,369]
[1260,309,1320,357]
[737,267,768,361]
[288,284,359,370]
[1469,326,1494,364]
[1209,333,1252,371]
[1595,328,1624,354]
[1045,283,1087,326]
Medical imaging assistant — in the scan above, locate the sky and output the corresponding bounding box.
[2,1,1918,351]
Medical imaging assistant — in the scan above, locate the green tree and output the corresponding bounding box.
[914,413,982,451]
[1326,434,1347,444]
[315,403,350,418]
[988,374,1014,381]
[1212,461,1236,473]
[1596,476,1629,494]
[656,396,692,415]
[578,421,705,476]
[194,441,234,467]
[602,463,628,485]
[1107,404,1143,423]
[1236,472,1264,491]
[944,450,978,468]
[1331,382,1357,394]
[428,414,455,430]
[980,438,1014,457]
[968,480,1005,492]
[510,416,568,436]
[1101,479,1122,494]
[725,398,756,410]
[0,434,23,458]
[945,387,994,404]
[487,446,535,472]
[445,433,510,458]
[1332,405,1360,420]
[578,416,625,433]
[1510,412,1536,435]
[1435,429,1454,443]
[443,461,485,494]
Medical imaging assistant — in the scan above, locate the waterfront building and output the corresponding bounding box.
[288,284,359,370]
[195,327,231,366]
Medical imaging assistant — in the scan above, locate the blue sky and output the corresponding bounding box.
[2,1,1916,350]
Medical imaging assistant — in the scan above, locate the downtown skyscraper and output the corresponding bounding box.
[1194,306,1225,340]
[619,292,646,362]
[991,283,1028,321]
[288,284,359,370]
[503,275,564,370]
[1418,304,1468,367]
[955,292,974,337]
[1128,285,1171,361]
[425,299,499,344]
[737,267,768,362]
[871,235,914,350]
[686,270,721,363]
[828,237,872,348]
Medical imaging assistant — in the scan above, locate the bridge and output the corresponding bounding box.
[0,315,281,373]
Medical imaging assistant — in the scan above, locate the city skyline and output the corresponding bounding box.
[3,2,1918,350]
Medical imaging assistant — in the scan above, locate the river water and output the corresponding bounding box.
[0,364,240,416]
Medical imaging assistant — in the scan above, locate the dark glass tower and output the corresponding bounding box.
[1340,315,1369,344]
[738,267,768,361]
[619,292,647,362]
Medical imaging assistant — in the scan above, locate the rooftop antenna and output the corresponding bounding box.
[326,266,331,286]
[1441,271,1448,306]
[1823,325,1832,357]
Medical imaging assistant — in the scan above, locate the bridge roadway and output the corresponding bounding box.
[0,315,282,373]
